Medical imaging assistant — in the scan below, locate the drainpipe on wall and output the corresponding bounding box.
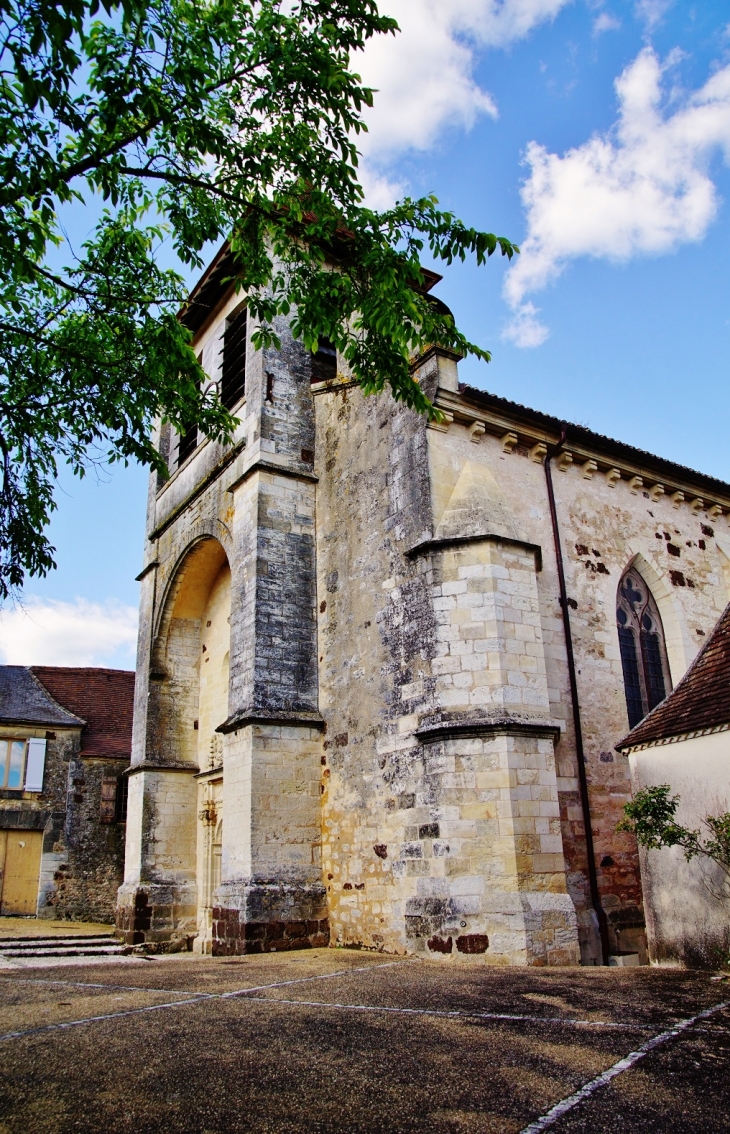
[544,425,610,966]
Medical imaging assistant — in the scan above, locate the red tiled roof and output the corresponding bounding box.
[617,602,730,750]
[31,667,135,759]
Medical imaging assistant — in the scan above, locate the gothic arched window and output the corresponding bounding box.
[616,567,672,729]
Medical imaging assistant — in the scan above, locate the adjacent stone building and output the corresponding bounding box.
[118,244,730,963]
[0,666,134,920]
[618,601,730,969]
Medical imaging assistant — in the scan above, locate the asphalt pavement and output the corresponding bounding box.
[0,948,727,1133]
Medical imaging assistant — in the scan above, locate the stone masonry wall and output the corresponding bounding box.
[427,393,730,961]
[314,372,578,964]
[0,725,127,922]
[121,289,325,951]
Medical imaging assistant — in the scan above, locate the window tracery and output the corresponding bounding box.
[616,567,672,728]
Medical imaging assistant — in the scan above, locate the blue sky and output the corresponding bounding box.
[1,0,729,667]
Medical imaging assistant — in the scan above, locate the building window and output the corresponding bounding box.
[177,419,199,467]
[0,740,26,789]
[176,353,203,468]
[115,776,129,823]
[220,304,247,410]
[311,338,337,383]
[616,567,672,728]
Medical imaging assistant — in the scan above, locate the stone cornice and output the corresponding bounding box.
[416,716,561,744]
[408,344,464,372]
[135,560,159,582]
[217,708,325,734]
[149,438,247,541]
[407,533,543,572]
[126,761,199,776]
[226,459,318,494]
[435,386,730,515]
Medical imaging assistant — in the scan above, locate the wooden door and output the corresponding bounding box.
[0,830,43,915]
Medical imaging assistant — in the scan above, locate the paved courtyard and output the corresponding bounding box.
[0,949,728,1133]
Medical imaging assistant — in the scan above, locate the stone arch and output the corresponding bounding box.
[148,537,231,767]
[623,549,693,686]
[153,518,232,644]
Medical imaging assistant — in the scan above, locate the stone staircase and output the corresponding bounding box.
[0,933,126,960]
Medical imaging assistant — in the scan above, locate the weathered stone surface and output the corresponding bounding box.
[119,271,730,965]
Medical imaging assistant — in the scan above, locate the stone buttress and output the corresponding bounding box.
[314,348,580,964]
[117,289,327,953]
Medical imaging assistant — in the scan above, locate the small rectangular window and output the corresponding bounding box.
[177,420,199,466]
[311,338,337,383]
[0,740,27,789]
[115,776,129,823]
[176,354,203,467]
[221,305,247,410]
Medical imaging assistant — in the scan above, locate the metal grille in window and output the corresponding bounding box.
[115,776,129,823]
[177,352,203,466]
[311,338,336,383]
[221,305,247,409]
[616,568,672,728]
[177,420,199,466]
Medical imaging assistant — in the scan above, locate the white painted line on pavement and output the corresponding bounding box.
[222,959,409,998]
[241,995,649,1030]
[0,994,217,1042]
[519,998,730,1133]
[0,977,203,997]
[0,960,410,1043]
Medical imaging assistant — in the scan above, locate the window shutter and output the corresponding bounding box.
[24,738,47,792]
[100,779,117,824]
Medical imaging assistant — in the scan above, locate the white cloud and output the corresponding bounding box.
[503,48,730,345]
[358,164,406,211]
[354,0,572,203]
[634,0,672,31]
[501,300,550,347]
[593,11,621,35]
[0,597,138,667]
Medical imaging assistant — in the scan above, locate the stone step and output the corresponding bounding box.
[0,943,125,957]
[0,935,116,950]
[0,934,124,958]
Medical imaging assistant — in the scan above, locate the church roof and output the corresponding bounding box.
[0,666,84,728]
[617,602,730,750]
[31,668,135,758]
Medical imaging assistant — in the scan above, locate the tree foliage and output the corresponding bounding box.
[0,0,517,600]
[619,785,730,887]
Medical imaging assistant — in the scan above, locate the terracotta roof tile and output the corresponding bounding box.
[617,602,730,749]
[31,667,135,759]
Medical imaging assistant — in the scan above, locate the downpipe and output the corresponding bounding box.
[544,426,610,966]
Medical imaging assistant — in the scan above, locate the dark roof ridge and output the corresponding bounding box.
[0,665,85,727]
[31,666,134,677]
[26,667,86,725]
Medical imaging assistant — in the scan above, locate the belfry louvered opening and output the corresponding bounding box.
[616,566,672,729]
[221,303,247,410]
[311,337,336,383]
[176,352,203,466]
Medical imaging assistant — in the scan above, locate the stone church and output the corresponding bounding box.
[117,243,730,964]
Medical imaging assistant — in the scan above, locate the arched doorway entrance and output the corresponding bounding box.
[119,535,231,950]
[192,549,230,951]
